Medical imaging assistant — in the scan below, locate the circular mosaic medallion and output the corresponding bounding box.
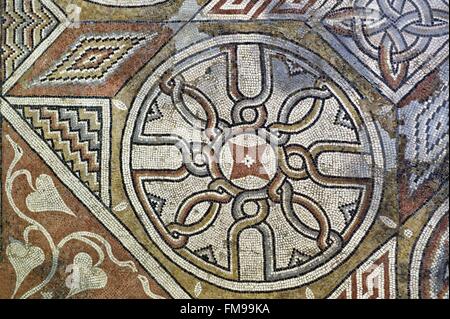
[122,34,385,291]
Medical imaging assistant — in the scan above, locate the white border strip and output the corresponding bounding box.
[101,101,111,206]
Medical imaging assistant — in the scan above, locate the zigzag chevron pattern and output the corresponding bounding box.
[20,106,102,193]
[1,0,60,80]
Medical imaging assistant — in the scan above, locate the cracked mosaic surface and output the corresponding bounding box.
[0,0,448,299]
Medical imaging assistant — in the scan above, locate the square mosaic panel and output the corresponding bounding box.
[0,0,448,299]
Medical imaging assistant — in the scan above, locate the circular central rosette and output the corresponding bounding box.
[218,132,277,190]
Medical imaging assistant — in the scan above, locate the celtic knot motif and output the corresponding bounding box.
[123,35,384,290]
[323,0,449,89]
[156,77,351,254]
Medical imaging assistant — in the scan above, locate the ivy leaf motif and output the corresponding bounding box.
[26,174,75,216]
[6,239,45,297]
[66,252,107,298]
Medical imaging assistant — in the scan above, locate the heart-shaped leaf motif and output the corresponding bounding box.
[6,240,45,296]
[66,252,107,298]
[26,174,75,216]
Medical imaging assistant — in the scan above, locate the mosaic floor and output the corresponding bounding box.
[0,0,448,299]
